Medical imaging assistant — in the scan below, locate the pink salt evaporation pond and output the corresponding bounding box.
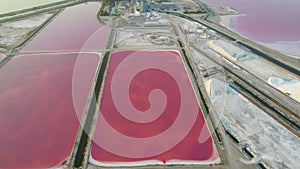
[21,2,109,52]
[201,0,300,42]
[0,53,100,168]
[90,51,220,166]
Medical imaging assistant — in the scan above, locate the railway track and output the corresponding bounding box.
[191,45,300,137]
[164,11,300,76]
[166,12,300,138]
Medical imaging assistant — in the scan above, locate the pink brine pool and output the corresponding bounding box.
[90,51,220,166]
[21,2,109,52]
[0,53,99,168]
[202,0,300,42]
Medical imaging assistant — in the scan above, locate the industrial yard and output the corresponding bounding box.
[0,1,299,169]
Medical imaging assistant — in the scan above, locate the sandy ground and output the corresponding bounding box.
[206,39,300,102]
[0,53,4,61]
[115,28,176,48]
[268,77,300,101]
[115,13,177,49]
[206,6,300,59]
[188,43,300,169]
[168,15,218,45]
[0,4,298,168]
[205,3,242,34]
[260,40,300,59]
[209,5,242,16]
[0,12,53,52]
[206,78,300,169]
[0,0,63,15]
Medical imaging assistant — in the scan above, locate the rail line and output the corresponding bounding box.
[163,11,300,76]
[165,11,300,138]
[192,45,300,137]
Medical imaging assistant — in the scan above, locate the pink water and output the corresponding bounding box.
[91,51,219,166]
[0,53,99,168]
[21,2,109,52]
[202,0,300,42]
